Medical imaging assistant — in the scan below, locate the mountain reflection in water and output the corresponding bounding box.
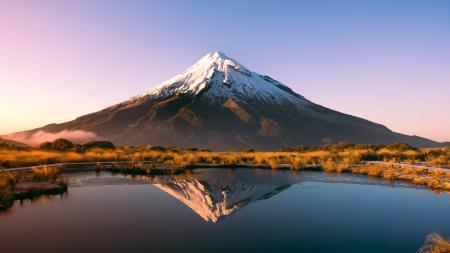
[2,169,449,253]
[4,168,432,221]
[152,169,302,222]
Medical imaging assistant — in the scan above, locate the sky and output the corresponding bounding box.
[0,0,449,142]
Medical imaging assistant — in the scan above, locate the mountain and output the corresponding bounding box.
[0,138,29,149]
[2,52,445,149]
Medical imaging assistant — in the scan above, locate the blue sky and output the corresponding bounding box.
[1,0,449,141]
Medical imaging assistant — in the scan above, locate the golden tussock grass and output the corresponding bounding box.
[5,141,449,165]
[0,146,449,191]
[417,233,450,253]
[0,172,16,207]
[0,146,448,169]
[0,167,66,210]
[349,164,450,191]
[31,167,59,181]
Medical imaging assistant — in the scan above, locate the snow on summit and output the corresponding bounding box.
[137,52,308,105]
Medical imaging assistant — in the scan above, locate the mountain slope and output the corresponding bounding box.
[3,52,445,149]
[0,138,30,149]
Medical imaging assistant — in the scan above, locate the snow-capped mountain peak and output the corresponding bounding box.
[138,52,308,104]
[193,51,251,76]
[5,52,441,149]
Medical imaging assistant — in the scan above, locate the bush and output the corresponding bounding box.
[39,139,73,151]
[278,145,313,152]
[78,141,115,152]
[149,146,166,151]
[324,142,355,151]
[354,144,385,150]
[51,138,74,151]
[39,142,53,150]
[360,152,382,161]
[0,173,16,209]
[387,143,417,151]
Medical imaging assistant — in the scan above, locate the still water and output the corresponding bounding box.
[1,169,449,253]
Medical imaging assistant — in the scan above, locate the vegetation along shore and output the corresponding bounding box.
[0,139,449,202]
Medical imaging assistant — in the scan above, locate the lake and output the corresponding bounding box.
[1,169,449,253]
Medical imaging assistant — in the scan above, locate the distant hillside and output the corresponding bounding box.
[0,138,30,149]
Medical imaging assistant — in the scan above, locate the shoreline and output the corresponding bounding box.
[2,160,448,173]
[1,160,449,192]
[1,159,448,213]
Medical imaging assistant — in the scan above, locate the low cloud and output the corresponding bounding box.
[4,130,100,146]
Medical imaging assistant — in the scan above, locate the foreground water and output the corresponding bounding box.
[1,169,449,253]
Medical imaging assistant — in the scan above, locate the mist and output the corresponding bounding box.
[3,129,100,146]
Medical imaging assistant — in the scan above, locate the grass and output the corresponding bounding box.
[0,172,16,209]
[0,144,449,191]
[1,146,448,169]
[0,167,67,212]
[417,233,450,253]
[347,164,450,191]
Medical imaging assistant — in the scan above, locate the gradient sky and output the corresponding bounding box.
[1,0,449,141]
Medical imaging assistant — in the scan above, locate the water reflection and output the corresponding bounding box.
[0,193,68,217]
[1,169,449,253]
[2,169,438,220]
[152,169,302,222]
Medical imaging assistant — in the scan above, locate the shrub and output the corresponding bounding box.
[39,139,74,151]
[386,143,417,151]
[39,142,53,150]
[0,173,16,209]
[360,152,382,161]
[51,138,74,151]
[79,141,115,152]
[32,167,59,181]
[149,146,166,152]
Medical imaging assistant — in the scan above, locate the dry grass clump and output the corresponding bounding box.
[350,164,450,191]
[0,172,16,208]
[417,233,450,253]
[0,169,67,211]
[32,167,59,181]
